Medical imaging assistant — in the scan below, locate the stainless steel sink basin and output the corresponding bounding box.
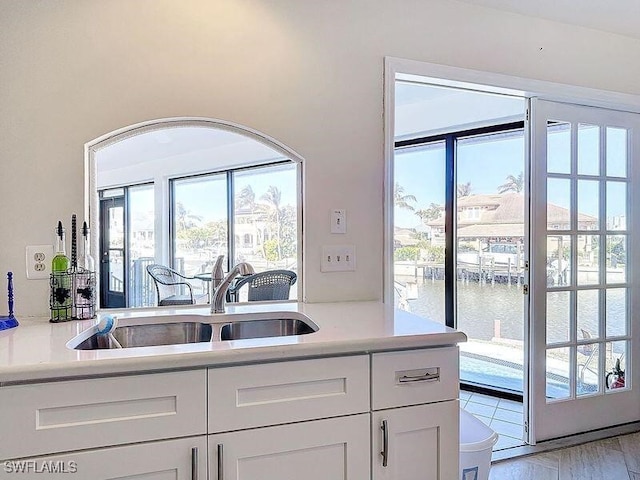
[220,318,316,341]
[74,322,213,350]
[69,311,318,350]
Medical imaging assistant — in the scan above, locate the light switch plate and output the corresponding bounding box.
[330,209,346,234]
[321,245,356,272]
[26,245,54,279]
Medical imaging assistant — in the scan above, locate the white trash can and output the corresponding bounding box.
[460,407,499,480]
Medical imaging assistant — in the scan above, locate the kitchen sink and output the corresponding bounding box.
[73,322,213,350]
[220,318,316,341]
[70,312,319,350]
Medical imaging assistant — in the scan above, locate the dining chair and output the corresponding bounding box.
[227,269,297,303]
[146,264,207,306]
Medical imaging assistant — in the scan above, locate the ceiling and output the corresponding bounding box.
[96,127,281,171]
[457,0,640,40]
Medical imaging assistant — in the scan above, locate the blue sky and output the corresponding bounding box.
[174,165,297,222]
[394,133,525,227]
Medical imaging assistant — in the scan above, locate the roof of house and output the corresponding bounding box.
[427,193,597,229]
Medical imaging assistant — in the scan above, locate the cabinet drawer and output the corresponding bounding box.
[371,347,458,410]
[208,355,369,433]
[0,370,207,460]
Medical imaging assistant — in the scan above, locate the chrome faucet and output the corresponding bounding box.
[211,262,255,314]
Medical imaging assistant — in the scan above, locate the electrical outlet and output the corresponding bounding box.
[26,245,54,279]
[321,245,356,272]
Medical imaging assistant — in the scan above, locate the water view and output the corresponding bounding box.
[396,272,628,396]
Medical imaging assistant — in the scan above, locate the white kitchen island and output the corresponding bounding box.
[0,301,466,480]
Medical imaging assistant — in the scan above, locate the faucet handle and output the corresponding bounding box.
[237,262,255,276]
[211,255,226,288]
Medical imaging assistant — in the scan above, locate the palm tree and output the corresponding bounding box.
[260,186,284,260]
[236,185,256,210]
[394,182,417,211]
[457,182,473,197]
[498,172,524,193]
[416,203,442,222]
[175,202,203,231]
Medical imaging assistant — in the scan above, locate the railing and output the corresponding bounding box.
[129,257,156,307]
[106,257,202,308]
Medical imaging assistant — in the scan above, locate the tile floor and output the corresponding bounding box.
[461,391,640,479]
[489,431,640,479]
[460,390,526,451]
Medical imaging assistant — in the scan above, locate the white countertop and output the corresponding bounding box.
[0,301,466,385]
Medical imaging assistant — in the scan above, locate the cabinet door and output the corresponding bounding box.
[209,414,370,480]
[372,401,459,480]
[1,437,207,480]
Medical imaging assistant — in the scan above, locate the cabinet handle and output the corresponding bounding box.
[397,368,440,384]
[381,419,389,467]
[191,447,198,480]
[217,443,224,480]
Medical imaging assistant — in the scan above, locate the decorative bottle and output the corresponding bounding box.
[73,221,96,319]
[50,221,72,322]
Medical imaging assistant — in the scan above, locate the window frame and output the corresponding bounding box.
[169,159,300,285]
[87,117,306,307]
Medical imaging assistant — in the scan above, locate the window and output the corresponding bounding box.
[93,120,303,308]
[171,162,299,298]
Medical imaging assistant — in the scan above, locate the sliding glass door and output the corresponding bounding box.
[394,123,527,397]
[99,185,156,308]
[456,129,526,394]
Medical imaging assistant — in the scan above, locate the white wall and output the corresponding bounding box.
[2,0,640,316]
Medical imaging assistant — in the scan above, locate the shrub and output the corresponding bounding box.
[394,246,420,261]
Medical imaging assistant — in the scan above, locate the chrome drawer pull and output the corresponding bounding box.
[191,447,198,480]
[217,444,224,480]
[381,419,389,467]
[396,367,440,384]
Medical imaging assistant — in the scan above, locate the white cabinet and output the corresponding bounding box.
[371,402,459,480]
[209,414,370,480]
[0,370,207,460]
[370,347,460,480]
[207,356,370,480]
[1,346,460,480]
[1,436,207,480]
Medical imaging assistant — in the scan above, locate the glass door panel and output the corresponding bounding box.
[128,185,155,307]
[530,99,640,442]
[99,196,126,308]
[392,142,446,322]
[172,174,228,280]
[233,164,298,269]
[455,128,526,394]
[232,163,299,300]
[606,127,627,177]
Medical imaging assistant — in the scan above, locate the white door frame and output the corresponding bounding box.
[384,57,640,445]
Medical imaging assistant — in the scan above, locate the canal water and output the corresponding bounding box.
[403,279,626,343]
[400,278,627,393]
